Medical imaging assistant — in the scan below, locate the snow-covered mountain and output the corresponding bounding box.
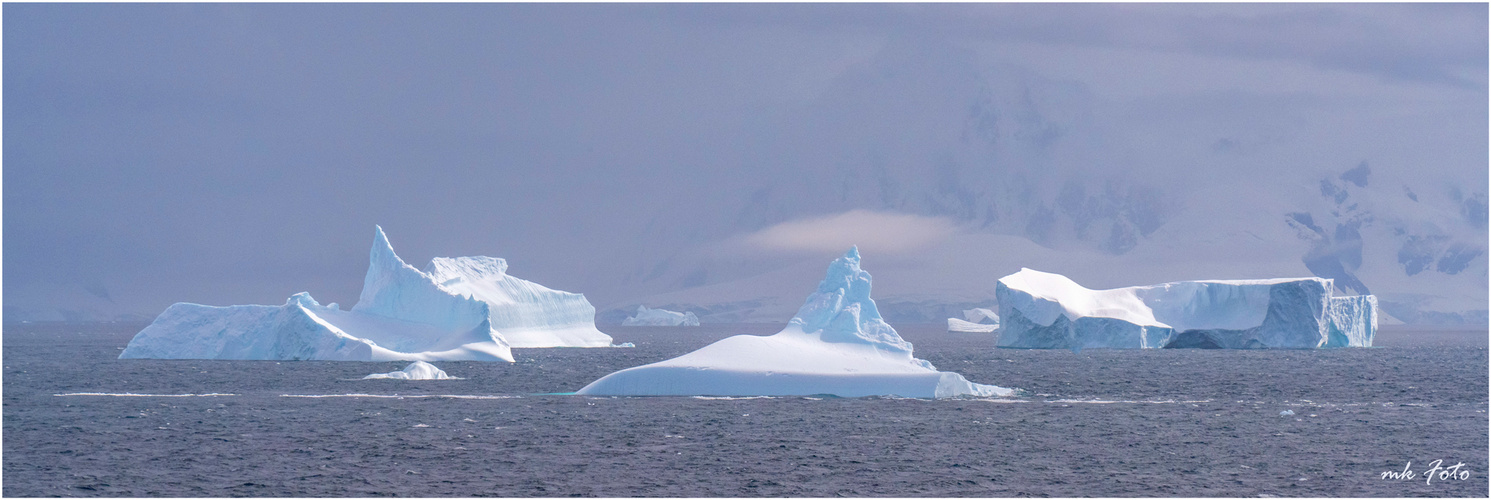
[599,37,1487,326]
[8,26,1481,329]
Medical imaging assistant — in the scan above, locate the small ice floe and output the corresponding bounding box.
[612,342,636,348]
[363,361,459,380]
[1279,410,1295,416]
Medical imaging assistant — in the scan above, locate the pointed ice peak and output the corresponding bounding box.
[369,225,414,274]
[813,246,869,297]
[790,247,915,356]
[373,224,389,249]
[353,226,492,335]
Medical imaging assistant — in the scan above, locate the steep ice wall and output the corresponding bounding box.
[578,247,1014,398]
[995,268,1375,349]
[1325,295,1377,348]
[421,254,613,347]
[352,227,493,336]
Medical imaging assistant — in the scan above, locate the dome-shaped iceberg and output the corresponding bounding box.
[363,361,459,380]
[577,247,1015,398]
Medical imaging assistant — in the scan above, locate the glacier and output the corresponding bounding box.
[995,268,1376,349]
[577,247,1015,398]
[948,307,999,332]
[363,361,458,380]
[622,306,700,326]
[120,226,612,361]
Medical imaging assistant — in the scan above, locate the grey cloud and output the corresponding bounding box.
[652,4,1488,88]
[3,4,1483,321]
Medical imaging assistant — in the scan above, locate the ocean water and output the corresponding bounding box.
[3,322,1486,497]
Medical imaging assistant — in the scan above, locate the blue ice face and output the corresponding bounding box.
[789,246,914,356]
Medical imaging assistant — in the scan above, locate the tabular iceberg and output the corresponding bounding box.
[363,361,458,380]
[995,268,1376,349]
[622,306,700,326]
[578,247,1015,398]
[948,307,999,332]
[120,226,613,361]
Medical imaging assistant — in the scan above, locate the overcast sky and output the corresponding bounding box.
[4,3,1486,320]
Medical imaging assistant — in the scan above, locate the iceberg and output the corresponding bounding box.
[118,291,511,361]
[120,226,613,361]
[577,247,1015,398]
[621,306,700,326]
[948,307,999,332]
[359,227,612,348]
[363,361,458,380]
[995,268,1377,349]
[964,307,1000,324]
[947,318,997,333]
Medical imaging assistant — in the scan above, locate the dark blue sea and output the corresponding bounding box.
[4,322,1487,497]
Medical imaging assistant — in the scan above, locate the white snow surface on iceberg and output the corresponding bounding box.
[363,361,458,380]
[119,293,376,361]
[578,247,1014,398]
[118,292,511,361]
[120,225,615,361]
[622,306,700,326]
[995,268,1376,349]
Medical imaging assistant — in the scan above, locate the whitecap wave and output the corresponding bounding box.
[54,392,237,397]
